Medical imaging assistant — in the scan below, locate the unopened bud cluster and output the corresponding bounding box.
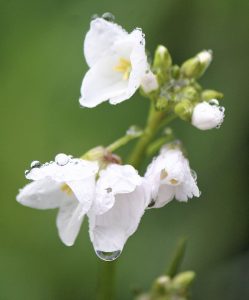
[135,271,196,300]
[141,46,225,130]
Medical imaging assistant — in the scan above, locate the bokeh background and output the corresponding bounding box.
[0,0,248,299]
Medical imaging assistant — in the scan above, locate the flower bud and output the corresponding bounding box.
[153,45,172,83]
[174,99,193,121]
[181,50,212,79]
[191,100,225,130]
[201,89,224,101]
[153,45,172,71]
[172,271,196,289]
[152,275,171,296]
[171,65,180,79]
[156,96,169,111]
[141,71,159,94]
[180,86,199,102]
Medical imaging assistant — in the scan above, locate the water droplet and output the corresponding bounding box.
[191,169,197,181]
[102,12,115,22]
[106,187,112,193]
[126,125,143,137]
[55,153,69,166]
[30,160,41,169]
[209,99,219,106]
[96,250,121,261]
[91,14,99,21]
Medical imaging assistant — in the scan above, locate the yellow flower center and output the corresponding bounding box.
[170,179,178,185]
[61,184,73,195]
[114,58,131,80]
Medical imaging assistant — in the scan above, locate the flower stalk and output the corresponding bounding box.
[97,261,117,300]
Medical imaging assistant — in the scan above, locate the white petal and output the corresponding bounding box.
[26,158,98,182]
[84,18,127,67]
[92,164,142,215]
[16,178,69,209]
[56,199,85,246]
[88,184,148,252]
[66,177,95,212]
[109,29,148,104]
[80,55,128,108]
[141,70,159,94]
[155,185,175,208]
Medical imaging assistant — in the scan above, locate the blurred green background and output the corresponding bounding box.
[0,0,248,299]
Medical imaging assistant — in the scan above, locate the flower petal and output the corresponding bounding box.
[26,158,98,182]
[16,178,68,209]
[56,199,85,246]
[66,177,95,212]
[79,55,128,108]
[92,164,142,215]
[84,18,127,67]
[88,184,148,252]
[155,185,175,208]
[109,29,148,104]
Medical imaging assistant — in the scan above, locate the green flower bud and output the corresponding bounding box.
[153,45,172,84]
[180,86,199,102]
[181,50,212,79]
[201,89,224,101]
[174,99,193,121]
[172,271,196,290]
[171,65,180,79]
[153,45,172,71]
[152,276,171,296]
[156,96,169,111]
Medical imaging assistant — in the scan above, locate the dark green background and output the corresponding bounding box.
[0,0,248,299]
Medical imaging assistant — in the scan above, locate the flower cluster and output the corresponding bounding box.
[17,144,198,260]
[16,14,225,261]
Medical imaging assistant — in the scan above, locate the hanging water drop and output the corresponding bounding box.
[126,125,143,137]
[102,12,115,22]
[91,14,99,21]
[191,169,197,181]
[209,99,219,106]
[95,250,121,261]
[55,153,69,166]
[30,160,41,169]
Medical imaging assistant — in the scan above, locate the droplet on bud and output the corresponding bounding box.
[55,153,70,166]
[30,160,41,169]
[209,99,219,106]
[126,125,143,137]
[91,14,99,21]
[95,250,121,261]
[102,12,115,22]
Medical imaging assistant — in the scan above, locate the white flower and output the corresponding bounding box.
[88,164,150,256]
[145,146,200,208]
[79,17,148,108]
[16,154,99,246]
[192,100,225,130]
[141,70,159,94]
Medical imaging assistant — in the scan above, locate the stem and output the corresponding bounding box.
[106,129,143,153]
[127,103,166,169]
[97,261,116,300]
[166,237,188,278]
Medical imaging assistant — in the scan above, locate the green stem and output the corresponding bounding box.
[97,261,116,300]
[127,103,166,169]
[106,129,143,153]
[166,237,188,278]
